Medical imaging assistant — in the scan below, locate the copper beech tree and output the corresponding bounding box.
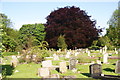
[45,6,102,49]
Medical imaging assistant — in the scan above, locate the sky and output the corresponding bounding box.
[0,0,119,35]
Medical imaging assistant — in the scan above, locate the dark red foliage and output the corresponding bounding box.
[45,6,101,49]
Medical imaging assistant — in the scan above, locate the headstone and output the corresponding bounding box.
[53,54,59,60]
[42,60,52,68]
[100,49,102,53]
[103,53,108,63]
[88,51,91,56]
[96,60,101,64]
[115,60,120,74]
[86,48,88,53]
[65,51,71,58]
[75,52,79,56]
[69,57,77,70]
[115,48,118,54]
[104,45,107,53]
[38,68,50,78]
[11,55,19,67]
[59,61,67,73]
[89,64,102,78]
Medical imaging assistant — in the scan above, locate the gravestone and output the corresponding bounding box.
[103,53,108,63]
[88,51,91,56]
[59,61,67,73]
[65,51,71,58]
[86,48,88,53]
[53,54,59,60]
[38,68,50,78]
[100,49,102,53]
[89,64,102,78]
[115,60,120,74]
[69,57,77,70]
[11,55,19,68]
[104,45,107,53]
[42,60,52,68]
[75,52,79,56]
[96,60,101,64]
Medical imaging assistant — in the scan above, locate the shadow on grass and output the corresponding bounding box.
[103,68,115,72]
[81,73,91,77]
[112,63,116,65]
[55,67,60,72]
[2,65,14,76]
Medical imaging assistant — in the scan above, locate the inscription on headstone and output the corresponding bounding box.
[89,64,102,78]
[69,57,77,70]
[115,60,120,74]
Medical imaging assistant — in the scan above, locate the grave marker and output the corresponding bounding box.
[42,60,52,68]
[103,53,108,63]
[89,64,102,78]
[69,57,77,70]
[53,54,59,60]
[65,51,71,58]
[75,52,79,56]
[11,55,19,67]
[38,68,50,78]
[96,60,101,64]
[59,61,67,73]
[115,60,120,74]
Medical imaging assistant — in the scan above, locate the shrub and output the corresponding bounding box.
[19,47,50,64]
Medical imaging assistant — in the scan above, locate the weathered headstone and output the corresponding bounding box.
[103,53,108,63]
[88,51,91,57]
[115,48,118,54]
[53,54,59,60]
[59,61,67,73]
[100,49,102,53]
[86,48,88,53]
[65,51,71,58]
[11,55,19,68]
[75,52,79,56]
[104,45,107,53]
[69,57,77,70]
[42,60,52,68]
[115,60,120,74]
[96,60,101,64]
[38,68,50,78]
[89,64,102,78]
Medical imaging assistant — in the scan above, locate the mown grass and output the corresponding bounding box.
[2,51,119,78]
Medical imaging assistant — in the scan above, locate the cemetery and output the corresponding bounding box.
[1,1,120,80]
[1,48,120,79]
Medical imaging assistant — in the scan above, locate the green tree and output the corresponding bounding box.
[97,36,114,50]
[0,13,18,52]
[57,35,67,50]
[106,9,120,47]
[19,24,46,50]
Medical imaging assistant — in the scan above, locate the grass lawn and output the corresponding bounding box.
[1,51,119,79]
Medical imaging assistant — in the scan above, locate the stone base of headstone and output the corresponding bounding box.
[50,74,60,78]
[63,75,76,78]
